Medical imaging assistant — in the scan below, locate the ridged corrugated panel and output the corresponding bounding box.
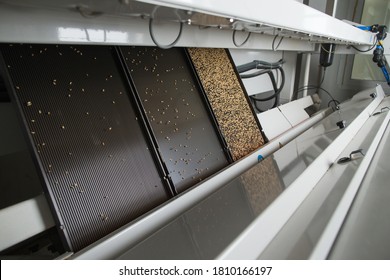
[187,48,265,161]
[1,44,170,252]
[121,47,230,193]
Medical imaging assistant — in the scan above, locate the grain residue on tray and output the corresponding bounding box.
[120,46,229,193]
[187,48,264,161]
[240,157,284,216]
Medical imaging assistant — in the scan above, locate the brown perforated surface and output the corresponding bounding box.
[187,48,264,161]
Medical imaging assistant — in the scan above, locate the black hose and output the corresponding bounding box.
[240,69,270,79]
[237,59,285,73]
[249,67,285,112]
[238,59,285,112]
[249,67,285,103]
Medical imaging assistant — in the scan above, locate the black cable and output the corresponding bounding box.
[295,85,340,110]
[350,44,376,52]
[349,37,377,52]
[272,35,284,51]
[237,59,285,73]
[250,94,278,113]
[250,71,278,102]
[253,59,285,68]
[328,99,340,110]
[250,67,285,102]
[240,69,270,79]
[232,29,252,47]
[274,70,282,107]
[295,85,332,99]
[237,59,285,112]
[149,18,183,49]
[254,63,284,70]
[320,44,336,54]
[248,67,285,112]
[250,96,264,113]
[319,67,326,86]
[271,69,281,107]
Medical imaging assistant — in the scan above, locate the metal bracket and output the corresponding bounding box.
[337,149,365,164]
[336,120,346,129]
[372,106,390,116]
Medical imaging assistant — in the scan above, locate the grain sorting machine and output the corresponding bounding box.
[0,0,389,259]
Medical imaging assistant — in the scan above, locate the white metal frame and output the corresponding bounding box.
[310,110,390,259]
[137,0,375,45]
[0,2,312,51]
[259,97,390,259]
[0,0,375,49]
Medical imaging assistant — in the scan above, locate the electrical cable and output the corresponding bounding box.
[249,67,285,102]
[250,72,278,102]
[149,18,183,49]
[319,67,326,86]
[328,99,340,109]
[253,59,285,67]
[272,34,284,51]
[296,85,332,99]
[294,85,340,110]
[240,69,271,79]
[248,67,285,112]
[238,59,285,112]
[250,82,277,112]
[349,37,377,52]
[251,98,263,113]
[232,29,252,47]
[237,59,285,73]
[320,44,336,54]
